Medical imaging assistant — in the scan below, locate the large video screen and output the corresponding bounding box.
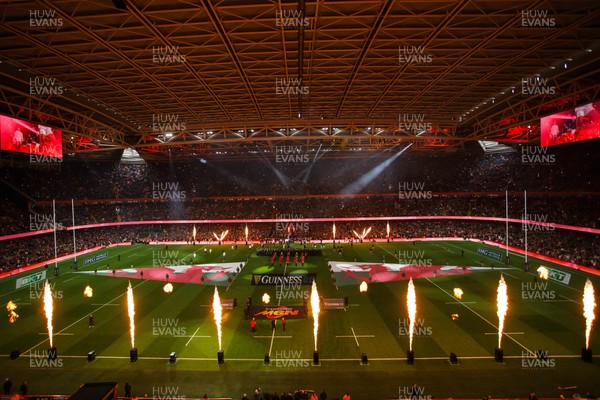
[541,100,600,147]
[0,115,62,157]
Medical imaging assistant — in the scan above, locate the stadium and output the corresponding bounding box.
[0,1,599,400]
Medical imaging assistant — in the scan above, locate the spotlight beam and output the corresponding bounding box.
[255,145,291,187]
[340,143,412,194]
[206,161,259,193]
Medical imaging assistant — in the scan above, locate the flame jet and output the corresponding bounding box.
[127,282,135,348]
[43,281,53,348]
[407,278,417,351]
[583,279,596,349]
[497,275,508,348]
[213,286,223,350]
[310,280,320,351]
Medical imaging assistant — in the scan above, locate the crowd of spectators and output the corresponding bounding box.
[0,143,598,271]
[14,194,597,229]
[1,142,599,201]
[0,218,597,273]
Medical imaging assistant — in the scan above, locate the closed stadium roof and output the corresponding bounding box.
[0,0,599,160]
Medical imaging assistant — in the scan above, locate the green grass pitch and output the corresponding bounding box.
[0,240,599,399]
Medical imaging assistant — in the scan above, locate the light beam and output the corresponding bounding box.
[213,230,229,242]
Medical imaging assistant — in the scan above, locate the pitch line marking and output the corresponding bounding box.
[92,303,119,306]
[22,280,148,356]
[63,276,79,283]
[560,294,581,305]
[184,327,200,346]
[256,335,292,339]
[176,335,210,338]
[351,327,360,347]
[268,328,276,357]
[267,271,287,354]
[447,241,586,295]
[445,301,476,304]
[0,246,143,300]
[484,332,524,335]
[38,332,74,336]
[335,335,375,338]
[426,277,534,355]
[17,354,598,362]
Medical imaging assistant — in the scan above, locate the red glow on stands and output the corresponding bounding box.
[1,215,596,244]
[35,191,600,206]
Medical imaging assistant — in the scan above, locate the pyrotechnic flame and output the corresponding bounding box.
[212,230,229,242]
[6,301,19,323]
[451,313,459,320]
[352,226,373,241]
[310,280,320,351]
[43,280,53,348]
[127,282,135,348]
[193,225,197,241]
[537,266,549,280]
[386,222,390,237]
[583,279,596,349]
[332,222,336,240]
[453,288,463,300]
[262,293,271,304]
[83,286,93,298]
[163,283,173,293]
[497,275,508,348]
[407,278,417,351]
[245,225,248,241]
[213,286,223,350]
[360,281,368,292]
